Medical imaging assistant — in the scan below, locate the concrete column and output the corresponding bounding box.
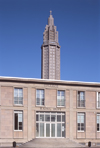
[69,90,73,140]
[28,87,32,141]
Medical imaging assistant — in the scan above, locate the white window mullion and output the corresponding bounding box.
[18,113,19,130]
[18,89,19,104]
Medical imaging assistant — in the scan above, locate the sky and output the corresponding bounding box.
[0,0,100,82]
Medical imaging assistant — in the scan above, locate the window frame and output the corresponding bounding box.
[77,91,85,108]
[77,112,85,132]
[36,112,65,138]
[36,89,45,106]
[14,88,23,105]
[14,111,23,131]
[97,92,100,108]
[97,113,100,132]
[57,90,65,107]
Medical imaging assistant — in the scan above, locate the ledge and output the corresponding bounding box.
[0,76,100,87]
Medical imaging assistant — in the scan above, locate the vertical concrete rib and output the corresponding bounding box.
[28,87,32,141]
[69,90,73,140]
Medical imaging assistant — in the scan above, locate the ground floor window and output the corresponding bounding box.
[77,113,85,131]
[97,114,100,131]
[14,111,23,131]
[36,112,65,138]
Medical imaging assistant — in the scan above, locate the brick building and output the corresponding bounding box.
[0,12,100,147]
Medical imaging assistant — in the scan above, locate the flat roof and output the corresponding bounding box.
[0,76,100,87]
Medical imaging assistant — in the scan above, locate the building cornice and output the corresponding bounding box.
[0,76,100,88]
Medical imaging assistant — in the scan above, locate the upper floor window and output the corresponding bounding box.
[97,92,100,108]
[14,111,23,131]
[77,113,85,132]
[97,114,100,131]
[14,88,23,105]
[36,89,44,106]
[77,91,85,107]
[57,90,65,107]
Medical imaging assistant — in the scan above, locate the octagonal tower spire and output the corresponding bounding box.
[41,11,60,80]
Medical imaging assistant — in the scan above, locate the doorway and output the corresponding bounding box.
[36,112,65,138]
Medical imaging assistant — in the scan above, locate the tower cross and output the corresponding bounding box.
[50,10,52,15]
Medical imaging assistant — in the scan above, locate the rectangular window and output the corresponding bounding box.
[97,114,100,131]
[36,89,44,106]
[77,113,85,131]
[36,112,65,138]
[14,88,23,105]
[97,92,100,108]
[57,90,65,106]
[77,91,85,107]
[14,111,23,131]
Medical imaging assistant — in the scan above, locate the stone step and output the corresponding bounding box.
[19,138,85,148]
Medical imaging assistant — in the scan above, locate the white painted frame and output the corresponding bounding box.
[36,112,65,138]
[14,110,23,131]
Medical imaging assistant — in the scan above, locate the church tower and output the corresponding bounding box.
[41,11,60,80]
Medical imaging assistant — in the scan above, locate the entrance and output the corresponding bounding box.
[45,123,55,137]
[36,112,65,138]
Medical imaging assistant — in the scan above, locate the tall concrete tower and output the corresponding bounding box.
[41,11,60,80]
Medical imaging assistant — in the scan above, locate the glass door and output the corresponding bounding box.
[51,123,55,137]
[36,112,65,138]
[46,123,50,137]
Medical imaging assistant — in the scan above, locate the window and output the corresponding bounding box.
[57,90,65,106]
[97,114,100,131]
[36,89,44,106]
[77,113,85,131]
[77,91,85,107]
[14,111,23,131]
[14,88,23,105]
[97,92,100,108]
[36,112,65,137]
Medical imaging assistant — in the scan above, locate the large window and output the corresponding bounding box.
[97,92,100,108]
[14,111,23,131]
[97,114,100,131]
[77,91,85,107]
[36,112,65,138]
[14,88,23,105]
[77,113,85,131]
[57,90,65,106]
[36,89,44,106]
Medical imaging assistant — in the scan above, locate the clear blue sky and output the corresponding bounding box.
[0,0,100,82]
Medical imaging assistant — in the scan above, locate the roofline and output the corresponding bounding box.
[0,76,100,87]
